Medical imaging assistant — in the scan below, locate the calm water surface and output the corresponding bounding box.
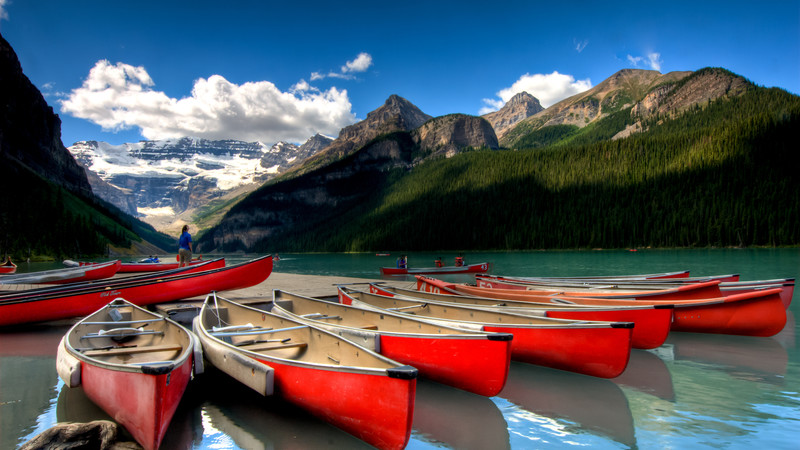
[2,249,798,449]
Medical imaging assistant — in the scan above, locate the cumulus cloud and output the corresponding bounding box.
[312,52,374,80]
[627,52,662,71]
[480,71,593,114]
[342,52,373,73]
[60,60,357,143]
[0,0,8,21]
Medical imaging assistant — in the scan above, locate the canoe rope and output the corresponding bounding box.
[300,313,343,321]
[387,304,428,312]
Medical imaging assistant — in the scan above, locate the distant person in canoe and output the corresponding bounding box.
[178,225,192,267]
[434,257,443,268]
[396,255,408,269]
[455,256,464,267]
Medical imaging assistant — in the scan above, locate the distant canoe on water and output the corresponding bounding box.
[380,261,490,275]
[0,256,17,274]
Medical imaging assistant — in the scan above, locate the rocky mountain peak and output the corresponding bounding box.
[290,95,433,176]
[482,91,544,141]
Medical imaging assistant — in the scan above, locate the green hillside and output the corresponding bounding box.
[0,162,173,260]
[237,84,799,252]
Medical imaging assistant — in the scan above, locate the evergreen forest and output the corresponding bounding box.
[237,85,799,252]
[0,163,174,260]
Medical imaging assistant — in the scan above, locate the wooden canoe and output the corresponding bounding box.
[474,276,726,300]
[56,298,198,450]
[271,289,513,396]
[194,293,417,450]
[418,276,787,337]
[338,286,633,379]
[380,262,490,275]
[0,256,271,326]
[475,274,794,309]
[0,260,120,285]
[489,271,743,283]
[366,283,672,350]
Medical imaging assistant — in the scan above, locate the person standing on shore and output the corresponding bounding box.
[178,225,192,267]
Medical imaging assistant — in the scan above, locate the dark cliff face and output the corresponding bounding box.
[0,33,92,196]
[414,114,499,157]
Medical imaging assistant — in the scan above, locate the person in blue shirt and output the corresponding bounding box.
[178,225,192,267]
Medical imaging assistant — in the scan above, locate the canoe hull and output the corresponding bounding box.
[427,277,786,337]
[388,281,672,350]
[80,357,193,450]
[257,358,416,450]
[377,334,512,396]
[196,295,417,450]
[273,290,512,397]
[0,256,271,326]
[341,288,633,379]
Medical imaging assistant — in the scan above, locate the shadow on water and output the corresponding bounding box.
[613,349,676,401]
[498,362,637,449]
[664,331,789,383]
[412,379,510,449]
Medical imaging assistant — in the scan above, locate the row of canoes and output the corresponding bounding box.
[47,265,792,449]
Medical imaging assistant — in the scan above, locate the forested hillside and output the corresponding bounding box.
[234,85,799,252]
[0,161,174,259]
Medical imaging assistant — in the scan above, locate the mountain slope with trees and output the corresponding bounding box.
[198,71,799,252]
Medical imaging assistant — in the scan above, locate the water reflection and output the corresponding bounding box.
[185,367,375,449]
[498,362,636,448]
[665,332,788,383]
[0,326,67,449]
[412,379,509,449]
[613,349,675,401]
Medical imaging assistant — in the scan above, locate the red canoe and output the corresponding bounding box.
[0,258,224,301]
[367,283,673,350]
[475,274,794,309]
[0,260,120,285]
[0,256,272,326]
[273,289,513,396]
[417,276,787,337]
[338,286,633,379]
[195,294,417,450]
[380,262,490,275]
[0,256,17,274]
[56,298,198,450]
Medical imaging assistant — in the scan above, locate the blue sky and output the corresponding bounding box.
[2,0,798,146]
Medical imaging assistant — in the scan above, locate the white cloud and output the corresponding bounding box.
[0,0,8,21]
[627,52,662,71]
[480,71,593,114]
[313,52,373,80]
[342,52,373,73]
[574,39,589,53]
[60,60,357,143]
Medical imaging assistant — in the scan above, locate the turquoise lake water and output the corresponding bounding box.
[2,248,798,449]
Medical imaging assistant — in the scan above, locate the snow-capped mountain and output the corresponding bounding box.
[68,135,332,228]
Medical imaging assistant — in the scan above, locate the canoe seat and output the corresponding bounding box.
[243,342,308,352]
[82,344,183,357]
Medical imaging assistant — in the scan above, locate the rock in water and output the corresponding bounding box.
[19,420,141,450]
